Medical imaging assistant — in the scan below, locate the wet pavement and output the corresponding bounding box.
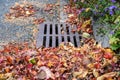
[0,0,68,46]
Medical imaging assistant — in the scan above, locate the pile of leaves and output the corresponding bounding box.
[44,3,59,13]
[64,5,93,34]
[44,4,54,14]
[0,40,120,80]
[5,3,37,19]
[77,19,93,33]
[64,5,78,24]
[33,18,46,25]
[5,2,46,25]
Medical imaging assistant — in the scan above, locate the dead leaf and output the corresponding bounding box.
[5,3,36,19]
[93,69,99,77]
[33,18,45,24]
[73,69,88,78]
[38,66,55,79]
[97,72,117,80]
[82,32,90,38]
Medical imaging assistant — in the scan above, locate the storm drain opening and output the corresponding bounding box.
[43,36,46,47]
[44,24,47,34]
[56,36,59,47]
[66,24,69,34]
[49,36,52,47]
[73,36,77,47]
[67,36,70,42]
[36,22,82,48]
[62,36,64,42]
[55,24,58,34]
[50,24,52,34]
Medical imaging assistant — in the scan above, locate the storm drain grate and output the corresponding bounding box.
[36,22,82,48]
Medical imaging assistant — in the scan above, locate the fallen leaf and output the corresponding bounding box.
[29,58,36,64]
[38,66,54,79]
[93,69,99,77]
[82,32,90,38]
[73,69,88,78]
[97,72,117,80]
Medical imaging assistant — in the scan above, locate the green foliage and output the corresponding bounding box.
[80,10,92,19]
[109,23,120,50]
[74,0,120,23]
[72,0,120,51]
[110,37,120,50]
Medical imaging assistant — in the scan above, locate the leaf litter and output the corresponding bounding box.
[0,0,120,80]
[0,39,120,80]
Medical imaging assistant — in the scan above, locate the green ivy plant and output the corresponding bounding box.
[109,23,120,51]
[72,0,120,52]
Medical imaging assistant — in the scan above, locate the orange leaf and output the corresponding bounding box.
[5,67,10,73]
[6,56,13,64]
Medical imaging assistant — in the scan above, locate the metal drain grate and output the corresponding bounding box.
[36,22,81,48]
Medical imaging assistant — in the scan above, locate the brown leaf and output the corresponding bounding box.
[97,72,117,80]
[6,56,13,64]
[93,69,99,77]
[5,67,10,73]
[38,66,55,79]
[73,69,88,78]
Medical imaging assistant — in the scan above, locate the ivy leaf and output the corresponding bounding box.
[109,37,119,44]
[110,43,120,50]
[114,16,120,23]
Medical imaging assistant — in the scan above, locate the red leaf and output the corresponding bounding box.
[104,53,113,59]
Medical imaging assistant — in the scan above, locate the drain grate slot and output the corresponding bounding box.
[44,24,47,34]
[43,36,46,47]
[50,24,52,34]
[55,24,58,34]
[67,36,70,42]
[79,36,82,40]
[62,36,64,42]
[66,24,69,34]
[73,36,77,47]
[49,36,52,47]
[36,22,82,48]
[60,24,63,27]
[66,27,69,34]
[56,36,59,47]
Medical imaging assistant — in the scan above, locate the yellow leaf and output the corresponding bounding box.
[107,78,114,80]
[73,69,88,78]
[81,20,91,28]
[0,74,4,78]
[59,68,66,73]
[93,69,99,77]
[68,14,74,18]
[105,48,115,54]
[72,78,77,80]
[71,57,77,62]
[97,72,117,80]
[85,8,91,12]
[87,63,94,69]
[78,70,88,78]
[63,62,68,67]
[47,61,54,67]
[112,56,118,63]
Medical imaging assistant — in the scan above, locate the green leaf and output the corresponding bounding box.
[29,58,36,64]
[109,37,119,44]
[110,44,120,50]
